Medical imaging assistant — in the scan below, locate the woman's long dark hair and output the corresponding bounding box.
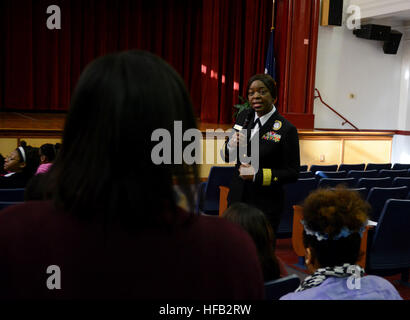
[223,203,280,281]
[45,51,198,230]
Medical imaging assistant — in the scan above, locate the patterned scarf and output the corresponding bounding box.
[296,263,365,292]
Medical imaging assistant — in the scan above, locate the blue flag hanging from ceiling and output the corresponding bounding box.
[264,29,276,80]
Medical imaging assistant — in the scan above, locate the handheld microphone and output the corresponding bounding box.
[239,110,255,163]
[226,110,253,156]
[233,110,253,132]
[242,111,253,130]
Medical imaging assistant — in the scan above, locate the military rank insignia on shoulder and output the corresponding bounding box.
[273,120,282,131]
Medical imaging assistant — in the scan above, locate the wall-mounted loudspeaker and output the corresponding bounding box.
[353,24,391,41]
[321,0,343,26]
[383,30,403,55]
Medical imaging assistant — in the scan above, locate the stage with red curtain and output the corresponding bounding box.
[0,0,273,124]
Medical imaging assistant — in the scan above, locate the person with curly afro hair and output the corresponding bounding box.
[281,187,402,300]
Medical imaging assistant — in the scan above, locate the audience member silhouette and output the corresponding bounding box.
[35,143,60,175]
[223,203,283,282]
[0,51,264,299]
[0,141,40,188]
[281,187,402,300]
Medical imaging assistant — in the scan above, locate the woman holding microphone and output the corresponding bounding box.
[224,74,300,233]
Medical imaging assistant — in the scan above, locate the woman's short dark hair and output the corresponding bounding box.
[223,202,280,281]
[246,74,277,102]
[302,187,370,268]
[39,143,58,162]
[45,50,198,230]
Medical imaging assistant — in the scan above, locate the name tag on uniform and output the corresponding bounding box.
[233,124,243,131]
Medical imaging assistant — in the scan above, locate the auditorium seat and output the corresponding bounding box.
[356,177,392,189]
[338,163,365,172]
[391,163,410,170]
[197,166,235,215]
[277,178,317,239]
[0,188,25,202]
[366,186,409,222]
[315,170,347,180]
[347,170,379,179]
[300,165,308,172]
[329,187,368,199]
[348,187,369,200]
[378,169,408,179]
[309,164,338,173]
[366,199,410,282]
[299,171,315,179]
[264,274,300,300]
[318,177,356,189]
[392,177,410,189]
[365,163,391,171]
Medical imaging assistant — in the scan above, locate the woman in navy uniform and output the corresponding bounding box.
[224,74,300,232]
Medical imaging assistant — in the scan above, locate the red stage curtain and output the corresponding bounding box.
[0,0,272,124]
[200,0,272,123]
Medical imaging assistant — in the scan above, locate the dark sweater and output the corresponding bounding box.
[0,201,264,299]
[0,172,30,189]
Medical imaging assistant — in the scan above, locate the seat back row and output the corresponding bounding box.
[300,169,410,180]
[303,163,410,173]
[277,177,410,237]
[367,199,410,281]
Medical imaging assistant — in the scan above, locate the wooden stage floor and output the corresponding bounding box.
[0,112,66,137]
[0,111,396,138]
[0,111,235,137]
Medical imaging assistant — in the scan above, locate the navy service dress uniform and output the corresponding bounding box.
[223,107,300,232]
